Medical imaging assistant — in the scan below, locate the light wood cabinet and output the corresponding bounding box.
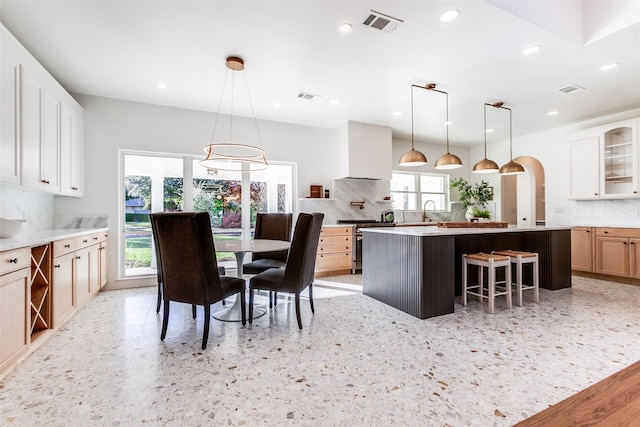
[594,228,640,278]
[0,248,30,374]
[571,227,593,272]
[315,226,353,277]
[53,251,75,328]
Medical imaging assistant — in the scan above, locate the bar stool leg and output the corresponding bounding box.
[516,255,523,306]
[488,258,495,314]
[506,260,512,310]
[533,254,539,303]
[462,255,468,306]
[478,263,484,301]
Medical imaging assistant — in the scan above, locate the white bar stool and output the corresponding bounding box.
[493,250,539,306]
[462,253,512,314]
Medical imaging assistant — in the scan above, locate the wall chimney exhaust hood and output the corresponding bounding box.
[334,121,392,180]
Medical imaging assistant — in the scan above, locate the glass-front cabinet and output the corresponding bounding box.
[602,125,637,197]
[569,118,639,200]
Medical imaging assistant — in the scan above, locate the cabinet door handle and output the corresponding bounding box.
[631,242,635,245]
[65,244,71,248]
[54,264,61,268]
[586,230,590,233]
[604,231,608,234]
[71,187,78,191]
[83,239,88,243]
[623,241,627,245]
[76,256,81,260]
[634,191,638,194]
[41,179,50,184]
[93,237,98,240]
[594,193,598,196]
[8,258,19,263]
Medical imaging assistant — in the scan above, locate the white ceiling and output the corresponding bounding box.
[1,0,639,148]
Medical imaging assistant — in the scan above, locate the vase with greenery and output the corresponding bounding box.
[449,178,493,220]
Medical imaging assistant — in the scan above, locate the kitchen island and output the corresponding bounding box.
[362,225,571,319]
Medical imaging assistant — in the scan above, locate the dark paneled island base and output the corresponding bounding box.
[362,227,571,319]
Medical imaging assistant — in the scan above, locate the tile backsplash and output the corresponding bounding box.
[299,179,464,224]
[0,187,54,231]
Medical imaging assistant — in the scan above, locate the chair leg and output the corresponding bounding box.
[248,288,254,324]
[192,305,197,319]
[295,293,302,329]
[202,305,210,350]
[308,283,315,313]
[160,301,170,340]
[222,299,226,306]
[240,288,246,326]
[274,291,278,306]
[156,281,162,313]
[269,291,273,308]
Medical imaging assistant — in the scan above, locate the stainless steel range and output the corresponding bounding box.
[336,220,395,271]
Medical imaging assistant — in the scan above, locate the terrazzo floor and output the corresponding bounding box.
[1,275,639,426]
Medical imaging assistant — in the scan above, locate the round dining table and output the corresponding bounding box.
[213,238,290,322]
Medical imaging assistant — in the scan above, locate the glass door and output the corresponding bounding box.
[603,126,634,197]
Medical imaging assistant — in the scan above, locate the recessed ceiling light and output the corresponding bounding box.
[600,63,619,71]
[393,111,402,116]
[157,83,167,90]
[522,45,542,55]
[440,9,459,23]
[339,23,352,32]
[548,110,559,116]
[485,129,494,133]
[330,99,340,104]
[273,103,280,108]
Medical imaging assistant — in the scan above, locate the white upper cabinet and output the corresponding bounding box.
[60,102,84,196]
[0,45,21,185]
[0,23,84,196]
[569,118,639,200]
[21,68,60,191]
[569,137,600,199]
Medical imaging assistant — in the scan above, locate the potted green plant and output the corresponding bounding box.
[449,178,493,220]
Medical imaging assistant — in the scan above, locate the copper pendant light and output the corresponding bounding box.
[398,84,428,166]
[472,103,499,174]
[429,84,463,170]
[494,102,524,175]
[200,56,269,172]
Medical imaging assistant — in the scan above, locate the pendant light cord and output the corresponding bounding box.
[410,85,415,150]
[483,103,488,158]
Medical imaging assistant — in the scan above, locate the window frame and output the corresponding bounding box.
[390,170,451,211]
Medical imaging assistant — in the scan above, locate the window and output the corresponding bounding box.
[390,171,450,211]
[121,151,295,278]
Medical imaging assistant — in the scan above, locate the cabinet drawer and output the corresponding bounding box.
[596,228,640,238]
[76,234,93,249]
[319,235,352,245]
[54,237,77,255]
[316,252,352,270]
[0,248,31,276]
[320,227,353,236]
[318,242,352,254]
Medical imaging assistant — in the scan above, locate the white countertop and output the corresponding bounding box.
[362,224,572,237]
[0,227,108,251]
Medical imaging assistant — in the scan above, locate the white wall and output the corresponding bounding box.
[54,94,340,286]
[469,107,640,226]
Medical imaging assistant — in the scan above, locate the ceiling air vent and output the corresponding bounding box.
[558,84,585,94]
[297,92,320,100]
[363,10,403,33]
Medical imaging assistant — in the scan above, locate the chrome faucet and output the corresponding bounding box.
[422,200,436,222]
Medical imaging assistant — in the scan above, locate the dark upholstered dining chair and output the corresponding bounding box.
[242,212,293,307]
[150,212,246,349]
[248,212,324,329]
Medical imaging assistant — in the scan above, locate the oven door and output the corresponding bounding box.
[354,229,363,271]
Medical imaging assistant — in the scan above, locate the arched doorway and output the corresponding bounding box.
[500,156,545,226]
